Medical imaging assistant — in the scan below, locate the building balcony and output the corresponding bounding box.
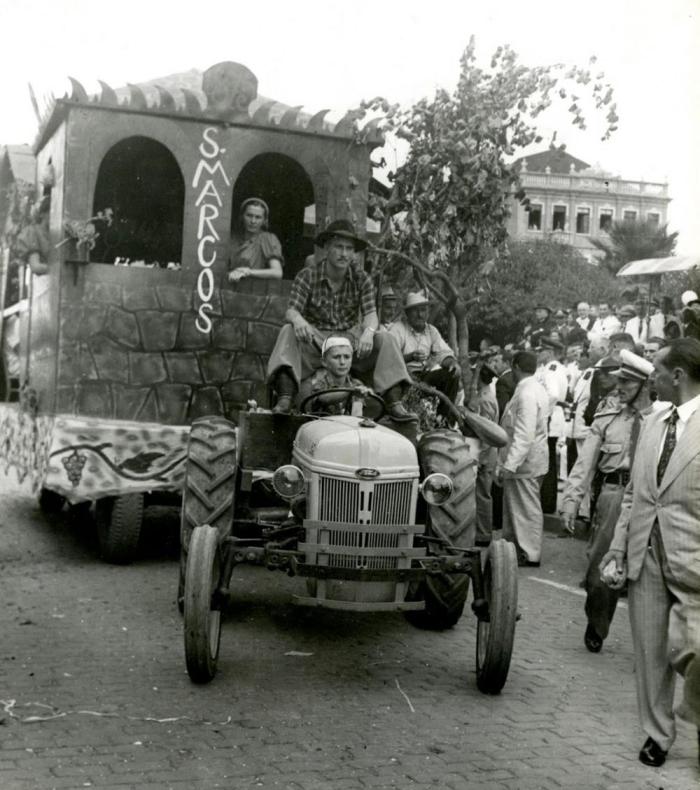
[519,170,668,199]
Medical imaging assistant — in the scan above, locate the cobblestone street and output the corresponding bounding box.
[1,472,697,790]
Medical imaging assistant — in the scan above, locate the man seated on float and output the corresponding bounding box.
[298,336,372,416]
[266,219,416,422]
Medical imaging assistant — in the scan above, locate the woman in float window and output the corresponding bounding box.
[228,197,283,281]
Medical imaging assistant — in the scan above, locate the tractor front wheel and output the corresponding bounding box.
[184,525,222,684]
[476,539,518,694]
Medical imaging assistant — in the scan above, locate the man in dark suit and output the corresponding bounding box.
[601,338,700,769]
[493,349,515,419]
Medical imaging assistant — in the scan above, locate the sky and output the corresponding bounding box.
[1,0,698,252]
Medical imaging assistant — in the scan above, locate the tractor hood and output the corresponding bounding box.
[293,417,419,478]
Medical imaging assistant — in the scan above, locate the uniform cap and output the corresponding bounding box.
[610,349,654,381]
[594,356,620,371]
[404,290,429,309]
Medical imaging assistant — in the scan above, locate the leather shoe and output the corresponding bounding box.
[638,737,667,767]
[584,624,603,653]
[385,401,418,422]
[516,550,540,567]
[272,396,293,414]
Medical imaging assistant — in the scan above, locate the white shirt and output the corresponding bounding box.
[625,315,650,345]
[655,393,700,462]
[536,360,569,437]
[589,315,622,340]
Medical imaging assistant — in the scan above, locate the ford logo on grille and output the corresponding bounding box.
[355,467,380,479]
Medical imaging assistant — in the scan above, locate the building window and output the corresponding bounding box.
[599,209,613,231]
[576,208,591,234]
[527,204,542,230]
[623,210,637,222]
[552,205,566,231]
[647,212,660,227]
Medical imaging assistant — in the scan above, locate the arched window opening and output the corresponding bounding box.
[91,137,184,266]
[231,153,314,279]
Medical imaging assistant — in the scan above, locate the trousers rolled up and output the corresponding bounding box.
[267,324,410,394]
[584,483,624,640]
[502,475,544,563]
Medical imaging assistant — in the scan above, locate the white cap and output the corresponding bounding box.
[610,349,655,381]
[681,290,699,307]
[321,336,353,356]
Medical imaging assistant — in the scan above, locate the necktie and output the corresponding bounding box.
[656,407,679,485]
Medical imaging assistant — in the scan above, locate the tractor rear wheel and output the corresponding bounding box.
[406,429,478,630]
[476,539,518,694]
[178,417,237,614]
[95,493,144,564]
[184,525,222,683]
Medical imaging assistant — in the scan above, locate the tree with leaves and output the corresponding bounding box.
[590,219,678,274]
[352,37,618,402]
[467,239,620,346]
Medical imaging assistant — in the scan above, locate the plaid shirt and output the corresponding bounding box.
[288,260,376,331]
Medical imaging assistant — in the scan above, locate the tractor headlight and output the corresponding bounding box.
[420,473,453,505]
[272,465,305,499]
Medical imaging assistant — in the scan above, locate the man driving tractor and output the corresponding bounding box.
[266,219,417,422]
[298,336,371,416]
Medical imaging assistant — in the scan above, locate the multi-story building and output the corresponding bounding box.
[506,149,671,262]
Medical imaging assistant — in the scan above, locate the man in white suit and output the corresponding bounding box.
[494,351,550,566]
[601,337,700,768]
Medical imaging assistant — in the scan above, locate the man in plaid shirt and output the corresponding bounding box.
[267,219,416,421]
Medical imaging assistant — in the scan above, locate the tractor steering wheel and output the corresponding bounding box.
[299,387,386,421]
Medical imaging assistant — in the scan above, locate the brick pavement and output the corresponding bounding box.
[0,471,697,790]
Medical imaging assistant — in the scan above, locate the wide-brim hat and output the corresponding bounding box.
[617,304,637,319]
[535,304,552,314]
[610,349,654,381]
[380,285,398,300]
[404,290,430,310]
[315,219,368,252]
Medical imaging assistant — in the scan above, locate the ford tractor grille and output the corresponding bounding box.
[318,477,413,525]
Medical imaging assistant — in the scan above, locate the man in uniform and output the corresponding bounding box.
[600,338,700,769]
[495,351,550,566]
[266,219,415,421]
[560,350,654,653]
[536,336,569,513]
